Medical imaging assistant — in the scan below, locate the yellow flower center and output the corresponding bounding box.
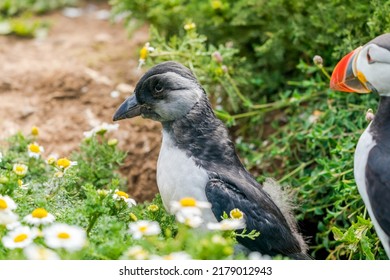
[138,225,148,233]
[15,166,25,173]
[163,255,174,260]
[31,126,39,136]
[57,232,70,239]
[14,233,28,243]
[0,198,8,209]
[148,204,159,212]
[139,46,148,60]
[179,197,196,207]
[57,158,71,169]
[18,179,23,186]
[230,208,244,219]
[116,191,129,198]
[32,208,48,218]
[29,144,40,153]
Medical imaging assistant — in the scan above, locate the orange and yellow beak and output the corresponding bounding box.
[330,46,371,93]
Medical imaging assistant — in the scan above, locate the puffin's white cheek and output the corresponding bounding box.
[365,65,390,92]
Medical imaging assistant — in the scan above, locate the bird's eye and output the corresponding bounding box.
[154,85,163,93]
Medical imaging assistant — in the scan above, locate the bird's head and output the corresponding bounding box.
[113,61,204,123]
[330,33,390,95]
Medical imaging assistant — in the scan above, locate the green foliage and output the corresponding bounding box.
[73,134,127,189]
[0,0,77,16]
[0,0,77,37]
[111,0,390,95]
[0,129,254,260]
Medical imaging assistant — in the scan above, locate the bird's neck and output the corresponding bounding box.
[370,95,390,142]
[161,95,242,169]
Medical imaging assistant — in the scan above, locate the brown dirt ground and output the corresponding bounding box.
[0,2,161,202]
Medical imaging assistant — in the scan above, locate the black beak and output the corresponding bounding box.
[112,94,142,121]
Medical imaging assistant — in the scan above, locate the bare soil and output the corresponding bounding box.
[0,2,161,202]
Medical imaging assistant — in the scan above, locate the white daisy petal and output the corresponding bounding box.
[0,195,17,212]
[120,245,149,260]
[0,211,19,226]
[150,251,192,260]
[83,123,119,139]
[207,219,246,231]
[24,244,60,260]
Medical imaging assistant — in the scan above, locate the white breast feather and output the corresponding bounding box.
[157,130,217,222]
[354,123,390,256]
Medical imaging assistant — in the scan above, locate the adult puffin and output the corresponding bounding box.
[330,33,390,258]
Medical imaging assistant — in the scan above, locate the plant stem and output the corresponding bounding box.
[87,213,100,236]
[278,160,314,183]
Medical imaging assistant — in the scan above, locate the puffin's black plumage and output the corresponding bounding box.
[365,97,390,239]
[113,61,309,259]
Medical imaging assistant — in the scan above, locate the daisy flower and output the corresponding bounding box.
[27,143,44,158]
[147,204,159,212]
[138,42,154,68]
[18,179,29,190]
[170,197,211,213]
[113,189,136,207]
[176,212,203,228]
[0,211,19,226]
[24,244,60,260]
[229,208,245,220]
[184,22,196,31]
[120,245,149,260]
[83,123,119,139]
[24,208,55,226]
[46,154,58,165]
[207,219,246,231]
[31,126,39,136]
[43,223,86,252]
[56,158,77,170]
[128,220,161,239]
[2,226,38,249]
[97,189,109,197]
[0,195,17,213]
[107,138,118,146]
[150,251,192,260]
[12,163,28,176]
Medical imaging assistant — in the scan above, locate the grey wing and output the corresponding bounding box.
[205,177,307,258]
[366,145,390,237]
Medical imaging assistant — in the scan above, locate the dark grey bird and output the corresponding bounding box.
[113,61,309,259]
[330,33,390,258]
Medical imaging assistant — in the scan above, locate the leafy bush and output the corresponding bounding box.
[111,0,390,95]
